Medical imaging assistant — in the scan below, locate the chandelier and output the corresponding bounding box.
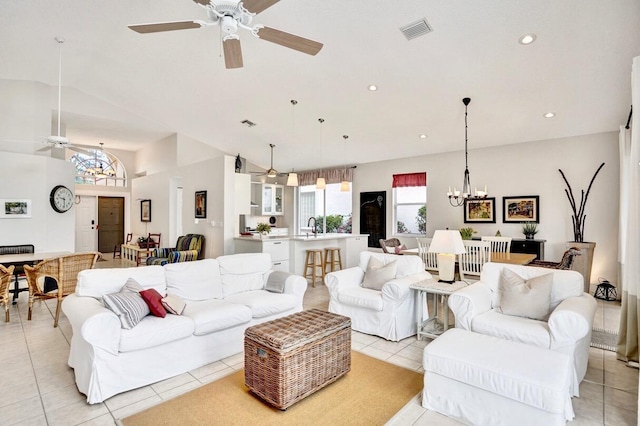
[448,97,487,207]
[86,143,116,178]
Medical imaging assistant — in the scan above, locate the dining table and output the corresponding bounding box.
[0,251,71,303]
[400,248,536,266]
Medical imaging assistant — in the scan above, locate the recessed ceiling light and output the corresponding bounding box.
[368,85,378,91]
[419,134,427,139]
[518,33,537,45]
[543,112,556,118]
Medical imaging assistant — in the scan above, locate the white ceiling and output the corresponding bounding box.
[1,1,639,172]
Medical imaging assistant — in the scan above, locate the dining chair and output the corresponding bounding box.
[379,238,403,254]
[481,236,512,253]
[0,264,15,322]
[113,233,133,259]
[147,233,162,248]
[458,240,491,282]
[24,252,100,327]
[416,237,438,272]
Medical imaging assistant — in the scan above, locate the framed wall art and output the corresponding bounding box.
[0,199,32,218]
[140,199,151,222]
[195,190,207,219]
[464,198,496,223]
[503,195,539,223]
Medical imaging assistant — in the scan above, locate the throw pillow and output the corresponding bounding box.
[498,269,553,321]
[162,293,186,315]
[102,277,150,329]
[362,257,398,291]
[394,244,407,254]
[265,270,289,294]
[140,288,167,318]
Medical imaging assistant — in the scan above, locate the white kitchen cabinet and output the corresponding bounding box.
[234,173,251,215]
[260,184,284,215]
[234,238,291,272]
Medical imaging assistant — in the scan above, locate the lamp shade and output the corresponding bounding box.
[316,177,326,190]
[340,180,350,192]
[287,172,299,186]
[428,230,466,254]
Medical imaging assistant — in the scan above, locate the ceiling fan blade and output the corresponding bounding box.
[242,0,280,14]
[223,38,244,69]
[37,145,53,152]
[128,21,202,34]
[257,26,323,56]
[192,0,210,5]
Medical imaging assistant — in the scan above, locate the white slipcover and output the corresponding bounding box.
[325,251,431,341]
[448,262,597,396]
[62,253,307,404]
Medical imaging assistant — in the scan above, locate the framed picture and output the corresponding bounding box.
[195,190,207,219]
[464,198,496,223]
[0,199,32,218]
[140,199,151,222]
[503,196,539,223]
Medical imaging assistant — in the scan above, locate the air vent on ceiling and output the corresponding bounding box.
[240,119,256,127]
[400,18,433,40]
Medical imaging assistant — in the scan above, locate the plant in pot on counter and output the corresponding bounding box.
[256,222,271,236]
[521,222,538,239]
[459,227,476,240]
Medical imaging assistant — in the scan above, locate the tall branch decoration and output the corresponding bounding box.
[558,162,605,242]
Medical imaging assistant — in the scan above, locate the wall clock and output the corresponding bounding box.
[50,185,74,213]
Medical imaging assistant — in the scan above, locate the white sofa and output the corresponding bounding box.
[448,262,597,395]
[61,253,307,404]
[325,251,431,341]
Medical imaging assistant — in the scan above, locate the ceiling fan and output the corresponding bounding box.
[128,0,323,69]
[250,143,287,178]
[38,38,90,155]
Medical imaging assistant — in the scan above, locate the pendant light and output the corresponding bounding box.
[316,118,326,190]
[340,135,350,192]
[286,100,299,186]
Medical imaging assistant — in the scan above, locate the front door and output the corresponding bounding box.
[98,197,124,254]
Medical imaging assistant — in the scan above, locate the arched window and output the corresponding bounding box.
[70,148,127,187]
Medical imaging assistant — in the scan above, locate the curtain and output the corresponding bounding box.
[392,172,427,188]
[617,56,640,363]
[297,167,353,186]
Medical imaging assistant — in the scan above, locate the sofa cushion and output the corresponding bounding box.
[183,299,252,335]
[471,310,551,349]
[119,314,195,352]
[164,259,223,301]
[77,266,166,298]
[140,288,167,318]
[224,290,297,318]
[102,279,150,329]
[498,269,552,321]
[217,253,271,297]
[337,287,384,311]
[362,257,397,291]
[358,251,423,278]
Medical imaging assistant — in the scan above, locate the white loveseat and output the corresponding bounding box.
[325,251,431,341]
[62,253,307,404]
[448,262,597,395]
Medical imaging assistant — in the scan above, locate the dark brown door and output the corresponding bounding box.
[98,197,125,254]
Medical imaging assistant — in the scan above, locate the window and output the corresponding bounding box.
[393,173,426,235]
[298,183,352,234]
[70,149,127,187]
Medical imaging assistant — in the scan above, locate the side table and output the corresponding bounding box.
[410,279,467,340]
[121,244,152,267]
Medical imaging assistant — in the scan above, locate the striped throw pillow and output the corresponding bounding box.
[103,278,150,329]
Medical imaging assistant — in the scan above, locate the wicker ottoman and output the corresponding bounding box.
[244,309,351,409]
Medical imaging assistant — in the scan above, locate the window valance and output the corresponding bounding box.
[392,172,427,188]
[298,167,353,186]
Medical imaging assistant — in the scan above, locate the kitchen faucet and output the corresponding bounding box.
[307,217,317,237]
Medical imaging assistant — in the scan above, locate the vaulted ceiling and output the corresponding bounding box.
[1,1,639,171]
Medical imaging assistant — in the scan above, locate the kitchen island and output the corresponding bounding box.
[234,233,369,275]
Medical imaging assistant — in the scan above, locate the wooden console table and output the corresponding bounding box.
[121,244,152,266]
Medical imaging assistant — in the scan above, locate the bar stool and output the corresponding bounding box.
[303,249,324,287]
[323,247,343,275]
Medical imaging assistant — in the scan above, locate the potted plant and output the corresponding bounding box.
[256,222,271,237]
[521,222,538,239]
[459,227,476,240]
[137,236,152,248]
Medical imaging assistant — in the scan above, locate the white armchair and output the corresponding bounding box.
[448,262,597,396]
[325,251,432,341]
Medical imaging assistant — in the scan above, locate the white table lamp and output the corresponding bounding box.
[428,230,466,283]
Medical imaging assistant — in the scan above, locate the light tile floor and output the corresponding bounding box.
[0,258,637,425]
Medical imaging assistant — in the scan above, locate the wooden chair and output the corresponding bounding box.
[481,236,512,253]
[113,233,133,258]
[529,247,581,270]
[147,233,161,248]
[0,264,15,322]
[24,252,100,327]
[416,237,438,272]
[459,240,491,282]
[379,238,403,254]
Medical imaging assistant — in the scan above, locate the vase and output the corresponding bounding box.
[566,241,596,293]
[525,234,534,240]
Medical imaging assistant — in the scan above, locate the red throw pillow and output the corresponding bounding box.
[140,288,167,318]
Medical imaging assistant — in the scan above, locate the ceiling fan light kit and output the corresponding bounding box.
[128,0,323,69]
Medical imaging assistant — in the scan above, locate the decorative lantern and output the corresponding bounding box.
[594,278,617,301]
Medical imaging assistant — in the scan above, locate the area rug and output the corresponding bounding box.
[121,351,423,426]
[591,327,619,352]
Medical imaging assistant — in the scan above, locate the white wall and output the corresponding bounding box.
[352,131,619,285]
[0,152,76,251]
